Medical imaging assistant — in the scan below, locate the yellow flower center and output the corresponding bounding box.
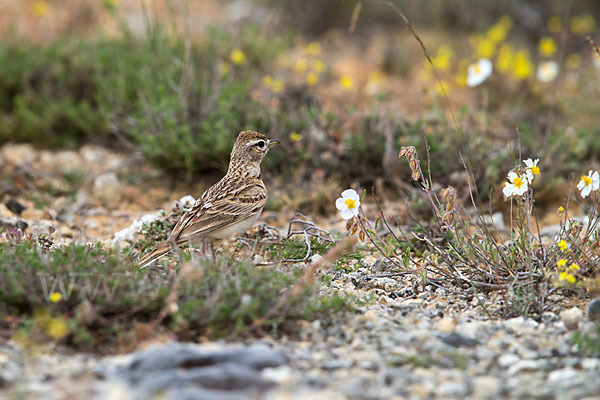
[530,166,540,175]
[473,64,481,74]
[513,176,524,188]
[345,198,356,209]
[582,175,592,186]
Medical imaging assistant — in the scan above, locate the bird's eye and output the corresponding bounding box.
[256,140,266,148]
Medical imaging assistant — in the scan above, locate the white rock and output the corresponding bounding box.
[547,367,579,383]
[436,380,468,397]
[93,172,122,208]
[481,212,505,231]
[581,358,600,370]
[507,359,544,376]
[472,375,502,399]
[560,307,583,330]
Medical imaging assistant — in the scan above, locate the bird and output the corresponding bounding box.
[138,130,279,268]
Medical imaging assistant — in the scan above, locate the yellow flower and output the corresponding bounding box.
[263,75,273,88]
[433,54,451,71]
[49,292,62,303]
[433,45,453,71]
[310,59,327,73]
[566,274,576,284]
[230,49,246,65]
[306,72,318,86]
[477,38,495,58]
[548,16,562,33]
[557,206,565,213]
[46,318,69,339]
[569,263,580,272]
[557,259,568,267]
[290,132,302,142]
[31,1,50,17]
[559,271,569,281]
[512,49,533,80]
[566,53,582,70]
[497,44,514,74]
[539,37,557,57]
[340,76,354,91]
[558,239,568,251]
[305,42,321,56]
[454,72,467,87]
[570,15,595,35]
[294,58,308,72]
[270,78,284,93]
[487,24,508,43]
[435,80,451,96]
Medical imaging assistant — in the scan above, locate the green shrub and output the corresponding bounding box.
[0,232,350,351]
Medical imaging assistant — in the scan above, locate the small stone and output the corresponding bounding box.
[436,317,456,333]
[360,255,378,268]
[497,353,520,368]
[586,299,600,322]
[436,380,468,397]
[472,375,502,399]
[541,311,559,324]
[93,172,122,209]
[4,199,26,215]
[507,359,544,376]
[560,307,583,330]
[547,367,579,383]
[481,212,505,231]
[581,358,600,370]
[438,332,478,348]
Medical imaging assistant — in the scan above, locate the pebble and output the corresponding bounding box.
[587,299,600,322]
[93,172,123,209]
[560,307,583,330]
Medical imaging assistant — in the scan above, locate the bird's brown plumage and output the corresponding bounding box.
[138,131,278,267]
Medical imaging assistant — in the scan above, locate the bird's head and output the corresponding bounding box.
[228,130,280,177]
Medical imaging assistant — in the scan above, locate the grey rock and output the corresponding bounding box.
[438,332,479,348]
[587,299,600,322]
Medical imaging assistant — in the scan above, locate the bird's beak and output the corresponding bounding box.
[268,139,280,148]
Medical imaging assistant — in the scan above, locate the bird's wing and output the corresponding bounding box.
[169,180,267,244]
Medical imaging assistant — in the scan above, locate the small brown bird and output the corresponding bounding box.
[139,131,279,267]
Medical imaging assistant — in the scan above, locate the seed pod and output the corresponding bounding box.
[412,170,421,181]
[359,230,366,242]
[346,219,353,231]
[399,147,409,158]
[351,224,358,235]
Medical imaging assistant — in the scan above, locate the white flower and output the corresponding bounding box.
[177,195,196,207]
[577,170,600,198]
[537,61,558,82]
[524,158,541,183]
[502,171,528,198]
[467,58,493,87]
[335,189,361,220]
[113,213,159,244]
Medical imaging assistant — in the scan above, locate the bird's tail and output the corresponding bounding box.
[138,244,172,268]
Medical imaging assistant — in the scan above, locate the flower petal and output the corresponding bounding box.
[335,197,346,211]
[341,189,358,199]
[341,209,355,220]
